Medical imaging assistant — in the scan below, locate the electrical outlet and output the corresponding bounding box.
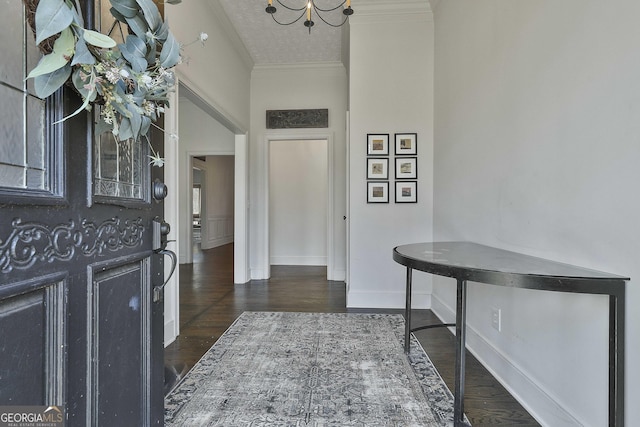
[491,307,502,332]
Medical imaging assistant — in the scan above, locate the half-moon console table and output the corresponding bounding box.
[393,241,629,427]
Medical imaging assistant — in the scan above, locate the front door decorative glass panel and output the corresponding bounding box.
[0,2,49,192]
[94,131,145,200]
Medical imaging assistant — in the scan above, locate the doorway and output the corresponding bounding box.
[192,166,203,246]
[269,140,329,270]
[188,155,235,252]
[262,132,335,280]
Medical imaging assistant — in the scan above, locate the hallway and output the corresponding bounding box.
[164,243,539,426]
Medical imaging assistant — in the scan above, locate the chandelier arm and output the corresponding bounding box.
[270,10,308,25]
[276,0,307,12]
[312,0,347,13]
[313,10,349,27]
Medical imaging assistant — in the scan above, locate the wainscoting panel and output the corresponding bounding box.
[203,215,234,249]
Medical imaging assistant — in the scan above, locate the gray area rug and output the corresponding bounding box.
[165,312,457,426]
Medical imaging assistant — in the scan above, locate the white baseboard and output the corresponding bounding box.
[164,318,177,348]
[202,236,234,250]
[430,295,582,427]
[330,269,346,281]
[347,290,431,309]
[250,268,267,280]
[270,256,327,266]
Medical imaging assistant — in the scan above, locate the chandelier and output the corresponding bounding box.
[265,0,354,33]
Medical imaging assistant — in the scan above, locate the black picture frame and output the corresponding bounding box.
[367,158,389,180]
[367,134,389,156]
[394,133,417,155]
[395,181,417,203]
[367,181,389,203]
[395,157,417,179]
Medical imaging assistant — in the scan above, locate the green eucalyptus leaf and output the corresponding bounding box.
[71,37,96,65]
[110,0,139,18]
[96,118,114,136]
[35,0,74,45]
[27,28,75,79]
[125,14,149,40]
[154,22,169,42]
[109,7,127,22]
[112,85,132,118]
[33,63,72,98]
[119,36,148,72]
[140,115,151,137]
[83,30,117,48]
[127,104,143,140]
[52,97,92,124]
[70,0,84,27]
[145,39,157,64]
[71,68,97,102]
[27,51,69,79]
[159,32,180,68]
[136,0,161,31]
[118,117,134,140]
[166,0,182,4]
[55,27,76,56]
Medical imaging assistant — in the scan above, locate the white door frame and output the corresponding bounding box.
[163,76,249,346]
[262,130,335,280]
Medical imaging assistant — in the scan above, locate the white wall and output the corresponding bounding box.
[178,98,235,263]
[347,1,434,308]
[200,155,234,250]
[166,1,251,132]
[250,64,348,280]
[432,1,640,425]
[270,140,328,266]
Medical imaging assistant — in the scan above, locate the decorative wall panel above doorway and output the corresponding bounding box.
[266,109,329,129]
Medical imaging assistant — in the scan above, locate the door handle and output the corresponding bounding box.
[153,248,177,302]
[152,217,176,302]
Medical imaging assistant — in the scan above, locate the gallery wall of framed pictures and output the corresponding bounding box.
[366,133,417,203]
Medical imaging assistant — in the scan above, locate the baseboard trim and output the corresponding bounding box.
[270,256,327,266]
[430,295,582,427]
[164,318,177,348]
[330,269,346,282]
[202,236,234,250]
[347,291,431,309]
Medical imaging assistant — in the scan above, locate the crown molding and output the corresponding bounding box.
[252,61,347,74]
[351,0,432,16]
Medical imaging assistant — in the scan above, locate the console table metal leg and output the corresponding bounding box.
[404,267,413,353]
[454,279,468,426]
[610,291,625,427]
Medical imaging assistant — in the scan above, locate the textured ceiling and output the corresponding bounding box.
[216,0,348,65]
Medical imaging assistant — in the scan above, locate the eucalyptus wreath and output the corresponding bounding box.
[26,0,185,147]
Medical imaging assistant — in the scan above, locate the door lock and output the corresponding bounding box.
[153,217,171,251]
[152,180,168,201]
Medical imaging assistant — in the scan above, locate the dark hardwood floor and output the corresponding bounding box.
[164,243,540,426]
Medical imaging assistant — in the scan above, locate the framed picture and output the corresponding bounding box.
[367,181,389,203]
[367,158,389,180]
[367,134,389,156]
[395,181,417,203]
[395,133,417,155]
[395,157,417,179]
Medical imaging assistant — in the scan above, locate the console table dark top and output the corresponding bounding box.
[393,241,629,294]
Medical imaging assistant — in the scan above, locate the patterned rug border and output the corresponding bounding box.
[165,311,460,426]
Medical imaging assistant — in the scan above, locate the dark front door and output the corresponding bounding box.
[1,2,165,426]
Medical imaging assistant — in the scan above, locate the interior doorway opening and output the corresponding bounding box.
[268,138,330,277]
[185,155,235,254]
